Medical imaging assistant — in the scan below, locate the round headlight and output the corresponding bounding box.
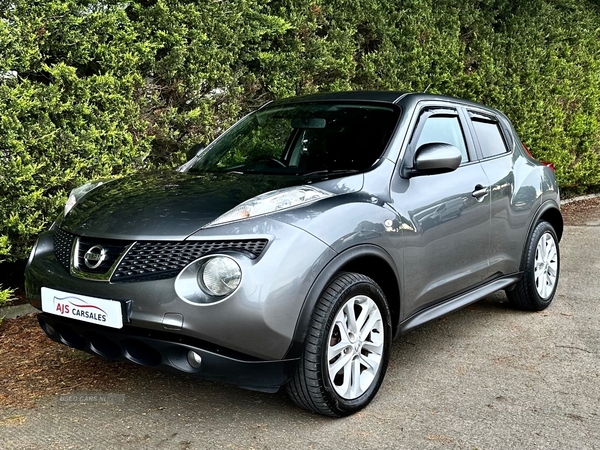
[199,256,241,297]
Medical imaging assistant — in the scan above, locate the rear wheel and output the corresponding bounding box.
[286,272,392,416]
[507,220,560,311]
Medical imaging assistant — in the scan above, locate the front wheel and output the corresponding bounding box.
[507,220,560,311]
[286,272,392,416]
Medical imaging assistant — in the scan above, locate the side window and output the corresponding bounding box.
[415,116,469,163]
[471,120,508,158]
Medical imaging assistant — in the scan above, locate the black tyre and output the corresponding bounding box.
[507,220,560,311]
[286,272,392,416]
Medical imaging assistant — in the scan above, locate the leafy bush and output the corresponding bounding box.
[1,0,599,264]
[0,236,13,304]
[0,286,14,307]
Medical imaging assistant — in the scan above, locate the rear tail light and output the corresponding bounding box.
[542,161,555,171]
[522,142,555,172]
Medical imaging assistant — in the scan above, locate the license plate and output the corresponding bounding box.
[41,287,124,329]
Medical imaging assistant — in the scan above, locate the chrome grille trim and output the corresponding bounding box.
[70,238,135,282]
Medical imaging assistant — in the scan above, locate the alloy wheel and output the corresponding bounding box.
[534,232,558,299]
[327,295,384,399]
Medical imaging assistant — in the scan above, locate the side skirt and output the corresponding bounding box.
[396,273,522,337]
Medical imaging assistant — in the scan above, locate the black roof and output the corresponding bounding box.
[265,91,508,120]
[270,90,407,105]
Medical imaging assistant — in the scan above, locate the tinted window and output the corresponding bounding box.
[416,116,468,163]
[472,120,508,158]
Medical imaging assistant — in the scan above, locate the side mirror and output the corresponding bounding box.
[186,143,205,161]
[405,143,462,178]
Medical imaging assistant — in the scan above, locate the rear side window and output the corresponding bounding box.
[471,120,508,158]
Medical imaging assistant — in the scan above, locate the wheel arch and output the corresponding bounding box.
[539,205,563,242]
[283,244,401,359]
[519,201,563,272]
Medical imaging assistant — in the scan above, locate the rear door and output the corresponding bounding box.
[390,103,492,318]
[464,109,524,276]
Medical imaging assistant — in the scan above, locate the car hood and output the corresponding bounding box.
[59,171,308,240]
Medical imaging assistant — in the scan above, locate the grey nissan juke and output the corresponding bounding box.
[25,91,562,416]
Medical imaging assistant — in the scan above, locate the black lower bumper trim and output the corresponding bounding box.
[37,313,298,392]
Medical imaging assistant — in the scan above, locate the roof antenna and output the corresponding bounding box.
[424,83,431,93]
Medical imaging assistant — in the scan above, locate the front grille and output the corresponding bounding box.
[54,228,269,282]
[75,237,131,275]
[54,228,75,270]
[112,240,269,282]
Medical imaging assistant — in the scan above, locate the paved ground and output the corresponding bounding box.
[1,211,599,449]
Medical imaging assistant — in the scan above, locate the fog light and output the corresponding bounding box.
[198,256,241,297]
[187,350,202,369]
[45,323,56,336]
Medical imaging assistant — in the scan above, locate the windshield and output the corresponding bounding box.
[183,102,400,176]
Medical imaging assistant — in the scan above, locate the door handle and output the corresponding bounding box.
[472,184,489,200]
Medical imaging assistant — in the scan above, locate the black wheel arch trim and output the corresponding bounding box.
[520,200,563,271]
[283,244,401,360]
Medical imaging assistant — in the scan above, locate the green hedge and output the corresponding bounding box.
[1,0,600,267]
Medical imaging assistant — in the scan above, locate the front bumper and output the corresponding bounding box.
[26,217,336,362]
[38,313,298,391]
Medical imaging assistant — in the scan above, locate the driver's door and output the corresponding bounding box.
[390,105,492,318]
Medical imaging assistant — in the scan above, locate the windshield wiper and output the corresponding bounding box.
[302,169,360,177]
